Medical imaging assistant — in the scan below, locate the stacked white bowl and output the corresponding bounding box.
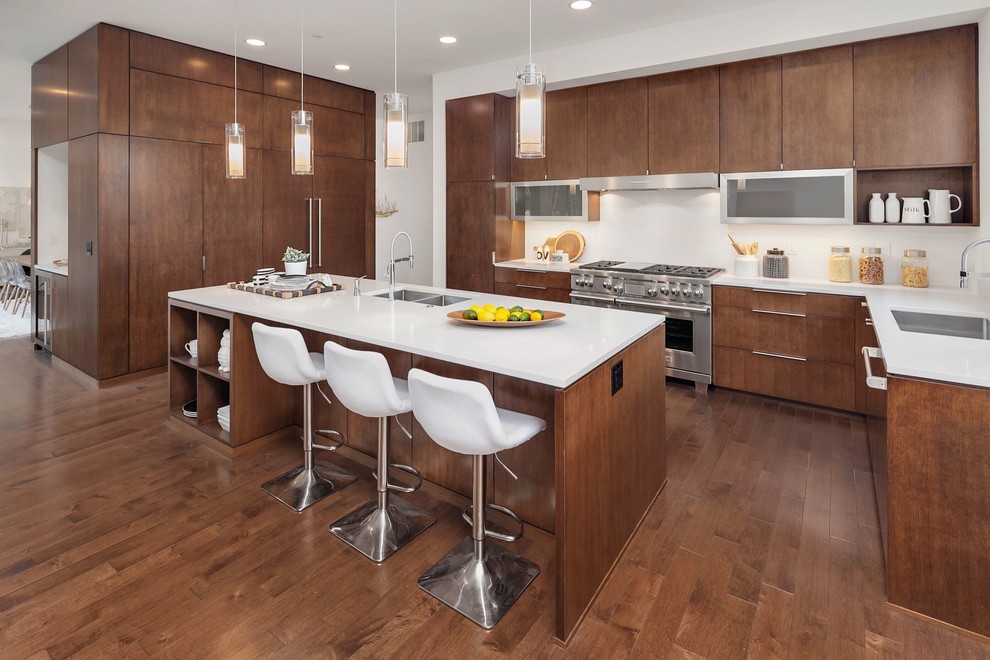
[217,404,231,432]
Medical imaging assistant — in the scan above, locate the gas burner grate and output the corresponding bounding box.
[578,260,624,270]
[639,264,686,275]
[673,266,723,278]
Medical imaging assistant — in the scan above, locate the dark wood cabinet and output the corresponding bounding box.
[50,273,69,360]
[314,155,373,277]
[203,145,263,286]
[447,181,495,293]
[586,79,648,177]
[31,45,68,148]
[781,46,854,170]
[510,87,589,182]
[446,94,498,182]
[494,267,572,303]
[857,300,887,557]
[648,67,719,174]
[67,24,129,139]
[261,149,314,269]
[719,57,782,173]
[854,25,977,168]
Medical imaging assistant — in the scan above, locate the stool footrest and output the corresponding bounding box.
[313,428,345,452]
[371,463,424,493]
[462,503,524,542]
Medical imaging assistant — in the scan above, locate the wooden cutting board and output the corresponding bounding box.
[554,231,585,261]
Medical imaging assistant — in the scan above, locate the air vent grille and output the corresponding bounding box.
[408,120,425,143]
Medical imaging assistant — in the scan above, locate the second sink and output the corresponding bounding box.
[892,309,989,340]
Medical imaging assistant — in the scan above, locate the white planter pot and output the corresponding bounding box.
[284,261,307,276]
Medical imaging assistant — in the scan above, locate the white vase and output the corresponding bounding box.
[284,261,307,276]
[868,193,885,223]
[885,193,901,224]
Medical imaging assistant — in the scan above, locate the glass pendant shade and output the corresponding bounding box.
[516,63,545,158]
[225,123,246,179]
[383,93,409,169]
[291,110,313,176]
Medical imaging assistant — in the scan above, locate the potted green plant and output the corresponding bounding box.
[282,246,310,276]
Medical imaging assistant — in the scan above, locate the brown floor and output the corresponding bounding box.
[1,338,988,659]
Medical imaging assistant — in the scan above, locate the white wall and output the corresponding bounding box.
[375,104,433,286]
[36,142,68,265]
[0,119,30,188]
[431,0,990,288]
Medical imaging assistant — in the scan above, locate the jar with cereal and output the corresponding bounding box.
[828,246,852,283]
[859,247,884,285]
[902,249,929,288]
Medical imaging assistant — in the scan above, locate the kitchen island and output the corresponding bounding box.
[167,276,666,644]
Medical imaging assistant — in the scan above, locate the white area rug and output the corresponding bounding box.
[0,304,30,339]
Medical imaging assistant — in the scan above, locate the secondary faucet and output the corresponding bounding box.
[959,238,990,288]
[386,231,414,301]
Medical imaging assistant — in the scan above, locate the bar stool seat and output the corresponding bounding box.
[252,323,355,512]
[324,341,435,562]
[408,368,544,629]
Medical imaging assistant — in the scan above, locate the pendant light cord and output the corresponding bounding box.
[300,0,305,108]
[393,0,398,93]
[233,0,238,123]
[528,0,533,62]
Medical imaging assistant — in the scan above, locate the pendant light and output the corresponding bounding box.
[515,0,545,159]
[383,0,408,169]
[225,0,245,178]
[291,0,314,175]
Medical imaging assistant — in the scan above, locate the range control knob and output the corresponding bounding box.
[669,283,681,296]
[659,284,670,296]
[693,286,705,298]
[613,281,624,294]
[647,286,658,297]
[602,278,613,290]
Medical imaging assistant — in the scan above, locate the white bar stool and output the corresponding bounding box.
[407,368,544,629]
[323,341,435,562]
[252,323,356,512]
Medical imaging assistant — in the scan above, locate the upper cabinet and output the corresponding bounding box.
[719,57,782,173]
[447,94,499,182]
[510,87,589,182]
[853,25,977,168]
[782,45,854,170]
[67,25,129,140]
[587,79,648,177]
[648,67,719,174]
[32,45,68,148]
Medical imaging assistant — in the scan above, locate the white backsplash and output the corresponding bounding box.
[525,189,987,288]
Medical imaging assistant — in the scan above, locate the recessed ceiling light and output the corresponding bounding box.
[570,1,593,9]
[334,64,351,71]
[439,36,458,44]
[244,38,266,47]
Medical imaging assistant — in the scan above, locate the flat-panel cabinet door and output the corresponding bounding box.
[447,181,494,293]
[586,79,648,177]
[782,46,853,170]
[648,67,719,175]
[314,155,371,277]
[719,57,782,173]
[128,137,204,372]
[261,149,314,269]
[203,146,263,286]
[446,95,495,182]
[546,87,588,180]
[31,45,68,148]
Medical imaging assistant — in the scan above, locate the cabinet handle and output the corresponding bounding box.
[516,269,548,275]
[517,284,547,290]
[865,319,873,326]
[752,350,806,362]
[862,346,887,390]
[752,308,806,318]
[317,198,323,268]
[860,301,869,307]
[307,198,314,267]
[752,289,806,296]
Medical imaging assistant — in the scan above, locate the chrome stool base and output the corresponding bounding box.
[329,495,436,563]
[417,535,540,630]
[261,461,356,513]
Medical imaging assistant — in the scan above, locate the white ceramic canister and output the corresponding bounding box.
[734,255,759,277]
[885,193,901,223]
[868,193,885,223]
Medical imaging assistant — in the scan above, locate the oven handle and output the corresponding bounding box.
[570,292,616,304]
[617,298,711,315]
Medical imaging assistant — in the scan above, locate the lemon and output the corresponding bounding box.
[494,310,510,322]
[470,305,484,314]
[463,309,478,320]
[478,311,496,322]
[531,311,543,321]
[522,309,532,315]
[483,304,496,314]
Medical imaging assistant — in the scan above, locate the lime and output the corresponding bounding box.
[463,309,478,320]
[518,312,531,322]
[508,314,521,322]
[510,305,524,313]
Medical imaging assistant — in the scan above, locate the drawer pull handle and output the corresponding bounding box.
[865,318,873,326]
[516,269,548,275]
[752,350,807,362]
[752,308,806,318]
[517,284,547,290]
[862,346,887,390]
[752,289,806,296]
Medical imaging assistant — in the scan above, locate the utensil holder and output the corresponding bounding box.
[734,255,759,277]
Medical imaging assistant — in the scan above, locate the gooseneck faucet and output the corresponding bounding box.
[386,231,414,301]
[959,238,990,288]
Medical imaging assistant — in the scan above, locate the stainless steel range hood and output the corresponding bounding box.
[579,172,719,192]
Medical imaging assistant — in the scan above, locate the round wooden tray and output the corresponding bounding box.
[446,310,566,327]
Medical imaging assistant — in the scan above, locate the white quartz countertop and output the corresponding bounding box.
[716,275,990,389]
[35,263,68,276]
[495,259,580,273]
[168,276,663,388]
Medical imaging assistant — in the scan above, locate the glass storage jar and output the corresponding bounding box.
[859,247,884,285]
[828,246,852,282]
[901,249,929,288]
[762,248,789,278]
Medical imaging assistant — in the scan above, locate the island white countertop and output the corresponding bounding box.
[716,275,990,389]
[169,276,663,388]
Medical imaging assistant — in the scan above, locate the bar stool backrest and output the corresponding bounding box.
[407,368,508,456]
[323,340,408,418]
[252,323,322,386]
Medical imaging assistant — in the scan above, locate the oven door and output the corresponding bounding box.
[570,291,617,309]
[614,298,712,380]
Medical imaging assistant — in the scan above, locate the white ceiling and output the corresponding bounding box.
[0,0,775,121]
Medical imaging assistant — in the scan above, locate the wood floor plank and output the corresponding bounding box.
[749,584,794,659]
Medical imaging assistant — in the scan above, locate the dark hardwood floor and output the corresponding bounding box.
[1,337,988,658]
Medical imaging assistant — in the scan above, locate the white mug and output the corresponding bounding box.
[184,339,198,358]
[901,197,930,224]
[927,189,962,224]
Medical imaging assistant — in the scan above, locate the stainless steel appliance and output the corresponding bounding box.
[509,180,600,222]
[720,168,854,225]
[570,260,722,390]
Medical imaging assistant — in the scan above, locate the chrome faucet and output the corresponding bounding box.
[959,238,990,288]
[386,231,414,301]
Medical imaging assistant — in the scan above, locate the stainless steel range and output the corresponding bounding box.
[570,260,723,391]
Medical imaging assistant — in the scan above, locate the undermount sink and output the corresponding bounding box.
[372,289,471,307]
[891,309,990,340]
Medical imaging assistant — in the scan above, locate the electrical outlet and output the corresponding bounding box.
[785,239,799,255]
[611,360,623,395]
[881,242,891,258]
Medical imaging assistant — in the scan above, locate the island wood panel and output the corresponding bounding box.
[315,154,371,277]
[713,306,855,365]
[129,30,263,92]
[262,65,366,114]
[67,24,130,139]
[446,94,496,182]
[719,56,782,173]
[128,138,204,372]
[130,69,264,145]
[546,87,589,181]
[853,25,978,168]
[886,376,990,637]
[446,181,495,293]
[648,67,720,175]
[712,286,857,318]
[66,135,99,376]
[781,45,853,170]
[97,134,131,378]
[555,325,665,643]
[260,95,365,159]
[228,314,295,445]
[202,145,263,287]
[31,45,68,148]
[586,78,648,177]
[261,149,314,268]
[493,375,556,533]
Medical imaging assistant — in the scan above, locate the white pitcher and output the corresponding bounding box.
[927,189,962,224]
[901,197,929,224]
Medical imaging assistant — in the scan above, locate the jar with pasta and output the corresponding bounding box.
[859,247,884,285]
[902,249,929,288]
[828,246,852,283]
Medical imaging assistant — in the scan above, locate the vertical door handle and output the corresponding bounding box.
[862,346,887,390]
[317,198,323,267]
[307,198,314,267]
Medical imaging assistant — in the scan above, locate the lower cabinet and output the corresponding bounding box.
[712,286,860,412]
[494,267,572,303]
[33,271,68,359]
